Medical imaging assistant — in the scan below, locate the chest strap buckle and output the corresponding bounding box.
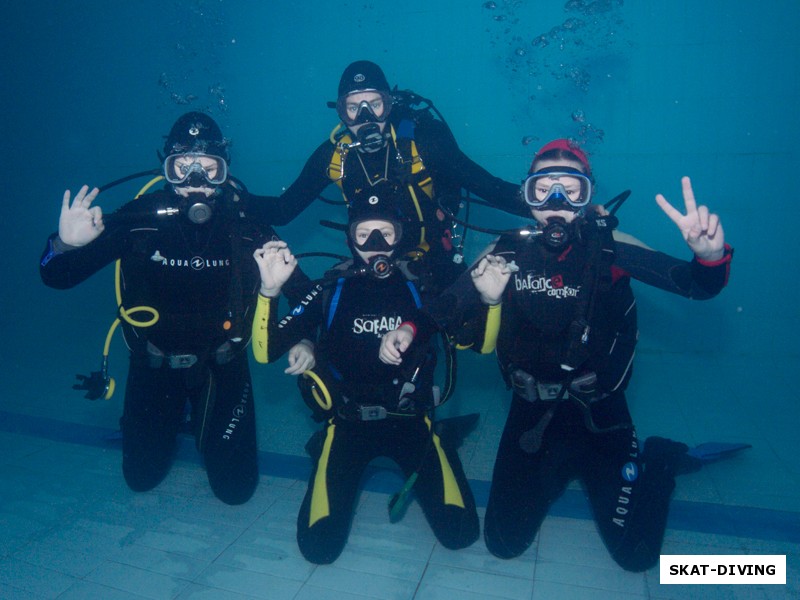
[167,354,198,369]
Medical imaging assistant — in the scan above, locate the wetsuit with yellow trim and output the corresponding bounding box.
[418,217,733,571]
[40,184,309,506]
[256,110,528,297]
[251,262,479,565]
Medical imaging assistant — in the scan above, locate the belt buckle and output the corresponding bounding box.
[536,382,563,401]
[168,354,198,369]
[359,406,387,421]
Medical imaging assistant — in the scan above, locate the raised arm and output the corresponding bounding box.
[253,240,298,298]
[59,185,105,247]
[656,176,725,262]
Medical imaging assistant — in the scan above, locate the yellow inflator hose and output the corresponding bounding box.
[97,175,164,399]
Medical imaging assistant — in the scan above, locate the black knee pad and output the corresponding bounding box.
[206,461,258,505]
[483,523,529,560]
[122,461,170,493]
[611,540,660,572]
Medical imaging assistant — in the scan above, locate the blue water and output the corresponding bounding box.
[2,1,799,597]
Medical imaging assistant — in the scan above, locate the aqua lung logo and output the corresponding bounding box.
[223,384,249,441]
[613,436,640,528]
[622,462,638,482]
[373,260,390,276]
[278,285,323,329]
[150,250,231,270]
[354,73,366,83]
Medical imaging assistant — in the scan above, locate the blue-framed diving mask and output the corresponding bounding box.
[523,168,592,210]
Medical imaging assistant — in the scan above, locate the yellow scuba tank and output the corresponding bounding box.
[327,123,433,258]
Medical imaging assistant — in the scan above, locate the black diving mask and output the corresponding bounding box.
[350,221,403,253]
[336,92,393,126]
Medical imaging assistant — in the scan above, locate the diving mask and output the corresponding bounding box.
[350,221,403,253]
[523,169,592,209]
[164,153,228,186]
[336,91,393,126]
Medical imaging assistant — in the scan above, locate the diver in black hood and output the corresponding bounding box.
[258,60,530,298]
[40,111,309,505]
[251,182,478,565]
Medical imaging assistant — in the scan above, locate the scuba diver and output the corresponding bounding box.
[251,182,479,564]
[379,139,735,571]
[39,111,310,505]
[260,59,529,299]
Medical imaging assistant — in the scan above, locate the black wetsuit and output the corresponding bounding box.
[252,262,479,564]
[425,218,733,571]
[40,185,307,505]
[261,109,527,297]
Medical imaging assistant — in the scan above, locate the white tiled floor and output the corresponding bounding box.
[1,349,798,599]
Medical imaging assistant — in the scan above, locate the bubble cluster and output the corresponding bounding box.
[566,0,620,16]
[157,0,234,116]
[483,0,627,149]
[577,122,605,143]
[208,83,228,113]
